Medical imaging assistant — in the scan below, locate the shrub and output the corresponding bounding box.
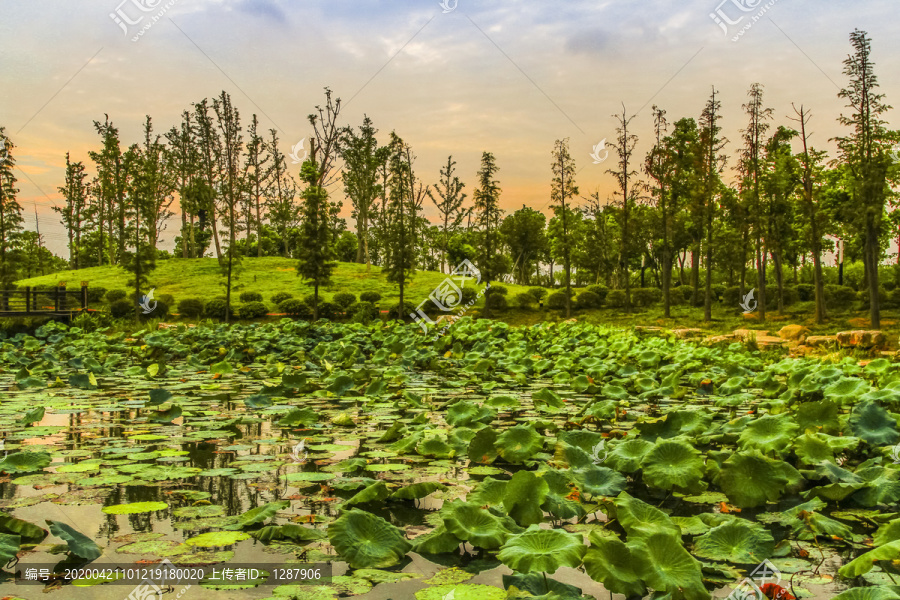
[680,285,695,303]
[144,301,169,320]
[528,288,548,302]
[883,281,897,292]
[349,301,379,324]
[513,292,533,308]
[333,292,357,310]
[279,299,312,320]
[109,298,134,319]
[360,291,382,304]
[159,294,175,308]
[825,284,857,311]
[204,298,234,321]
[606,289,627,309]
[72,311,114,331]
[240,291,264,303]
[575,291,601,310]
[856,288,887,306]
[711,284,726,301]
[388,301,417,321]
[722,286,742,306]
[316,302,339,321]
[632,288,662,307]
[797,284,815,302]
[237,301,269,320]
[461,288,478,305]
[106,289,127,303]
[271,292,294,305]
[547,291,570,310]
[86,286,107,304]
[487,285,508,296]
[585,285,608,304]
[177,298,204,318]
[782,286,799,306]
[486,293,508,312]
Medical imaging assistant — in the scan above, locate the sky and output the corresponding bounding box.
[2,0,898,257]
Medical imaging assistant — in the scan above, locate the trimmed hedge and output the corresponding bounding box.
[797,284,815,302]
[279,299,312,320]
[177,298,204,318]
[513,292,534,308]
[240,291,264,303]
[606,289,627,309]
[360,291,382,304]
[204,298,234,321]
[106,289,128,303]
[388,301,417,321]
[486,294,508,311]
[528,288,548,302]
[547,291,570,310]
[575,291,601,309]
[316,302,339,321]
[632,288,662,307]
[349,301,379,324]
[825,285,857,310]
[585,285,608,304]
[238,301,269,319]
[271,292,294,305]
[86,286,107,303]
[333,293,357,310]
[109,299,134,319]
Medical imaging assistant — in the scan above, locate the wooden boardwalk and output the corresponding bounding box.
[0,285,89,320]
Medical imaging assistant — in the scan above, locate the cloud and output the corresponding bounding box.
[564,28,612,55]
[236,0,286,23]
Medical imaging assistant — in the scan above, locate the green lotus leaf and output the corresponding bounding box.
[501,572,587,599]
[390,482,447,501]
[414,584,506,600]
[184,531,251,547]
[793,433,835,466]
[446,401,495,426]
[716,451,789,508]
[326,374,355,396]
[0,533,20,564]
[149,405,182,423]
[640,438,705,492]
[573,464,627,497]
[495,425,543,463]
[251,524,325,543]
[235,500,290,527]
[467,427,498,464]
[147,388,172,406]
[583,531,647,597]
[209,360,233,375]
[825,377,870,405]
[441,500,519,549]
[738,414,798,455]
[795,399,841,434]
[628,531,709,600]
[873,518,900,546]
[20,406,45,426]
[615,492,680,540]
[831,587,900,600]
[849,400,899,445]
[278,408,319,427]
[467,477,508,507]
[485,395,520,408]
[411,525,463,554]
[327,508,411,568]
[692,520,775,564]
[839,539,900,578]
[606,438,654,473]
[102,501,169,515]
[0,515,47,543]
[531,388,564,412]
[346,482,392,506]
[497,524,586,574]
[46,520,102,559]
[503,470,549,527]
[417,436,454,458]
[0,451,51,474]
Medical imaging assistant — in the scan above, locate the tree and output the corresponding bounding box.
[551,139,579,317]
[0,128,23,284]
[834,29,893,329]
[137,116,174,253]
[212,91,244,323]
[500,206,547,285]
[341,116,382,269]
[193,98,224,263]
[473,151,502,318]
[427,155,468,273]
[739,83,774,321]
[607,106,642,311]
[761,125,799,315]
[89,115,129,266]
[243,114,271,258]
[645,106,673,316]
[264,129,299,258]
[382,133,425,318]
[166,110,202,259]
[698,88,728,321]
[124,132,159,319]
[790,105,829,323]
[55,153,88,269]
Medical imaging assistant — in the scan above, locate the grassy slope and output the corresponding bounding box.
[16,258,895,337]
[15,257,530,308]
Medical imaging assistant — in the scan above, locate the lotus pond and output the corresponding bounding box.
[0,318,898,600]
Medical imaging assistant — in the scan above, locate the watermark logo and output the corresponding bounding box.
[890,443,900,465]
[290,139,308,164]
[439,0,458,13]
[139,289,158,315]
[110,0,178,42]
[124,558,191,600]
[590,440,608,465]
[590,139,609,164]
[710,0,781,42]
[411,259,489,339]
[739,288,757,314]
[290,440,308,464]
[890,144,900,164]
[726,559,783,600]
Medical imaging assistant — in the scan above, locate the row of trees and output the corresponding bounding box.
[0,30,896,325]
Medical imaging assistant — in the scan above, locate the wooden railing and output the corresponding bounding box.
[0,284,89,316]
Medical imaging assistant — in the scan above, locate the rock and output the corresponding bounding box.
[836,330,887,349]
[778,325,810,342]
[705,335,735,345]
[806,335,837,348]
[733,329,769,341]
[742,313,760,321]
[673,328,703,339]
[755,335,789,349]
[635,326,666,337]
